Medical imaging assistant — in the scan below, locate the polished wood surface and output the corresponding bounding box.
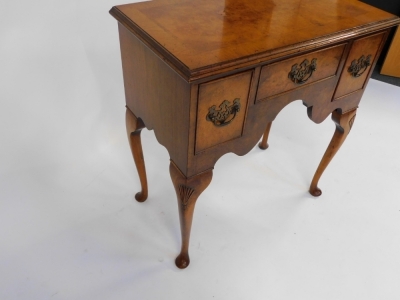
[170,162,213,269]
[111,0,400,268]
[196,71,252,153]
[257,44,346,101]
[259,122,272,150]
[309,109,357,197]
[125,109,148,202]
[110,0,398,81]
[126,108,148,202]
[119,24,191,176]
[334,32,385,99]
[381,26,400,77]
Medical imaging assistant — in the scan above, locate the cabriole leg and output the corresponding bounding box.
[169,161,213,269]
[259,121,272,150]
[309,108,357,197]
[126,108,148,202]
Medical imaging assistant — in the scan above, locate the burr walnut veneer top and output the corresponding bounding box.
[110,0,398,80]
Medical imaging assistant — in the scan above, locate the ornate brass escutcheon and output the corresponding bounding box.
[206,98,241,127]
[348,54,372,77]
[288,58,317,84]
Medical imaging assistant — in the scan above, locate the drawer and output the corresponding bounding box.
[256,44,346,102]
[334,32,385,99]
[195,71,253,153]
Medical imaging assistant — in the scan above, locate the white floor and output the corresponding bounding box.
[1,1,400,299]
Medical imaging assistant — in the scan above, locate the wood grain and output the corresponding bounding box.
[110,0,399,81]
[126,108,148,202]
[257,44,346,101]
[119,24,191,175]
[309,109,357,196]
[334,32,386,99]
[195,71,252,153]
[111,0,399,269]
[169,161,213,269]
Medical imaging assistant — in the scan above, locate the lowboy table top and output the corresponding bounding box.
[110,0,398,80]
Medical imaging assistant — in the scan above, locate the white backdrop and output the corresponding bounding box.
[1,1,400,299]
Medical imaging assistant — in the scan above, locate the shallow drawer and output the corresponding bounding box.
[195,71,253,153]
[334,32,385,99]
[256,44,346,101]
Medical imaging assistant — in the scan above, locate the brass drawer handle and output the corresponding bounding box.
[206,98,241,127]
[348,54,372,77]
[288,58,317,84]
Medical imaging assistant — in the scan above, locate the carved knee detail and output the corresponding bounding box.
[178,184,195,211]
[170,161,213,268]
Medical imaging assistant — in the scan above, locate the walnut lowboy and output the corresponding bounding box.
[111,0,400,269]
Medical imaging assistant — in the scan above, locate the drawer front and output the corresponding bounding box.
[256,44,346,102]
[334,32,385,99]
[195,71,253,153]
